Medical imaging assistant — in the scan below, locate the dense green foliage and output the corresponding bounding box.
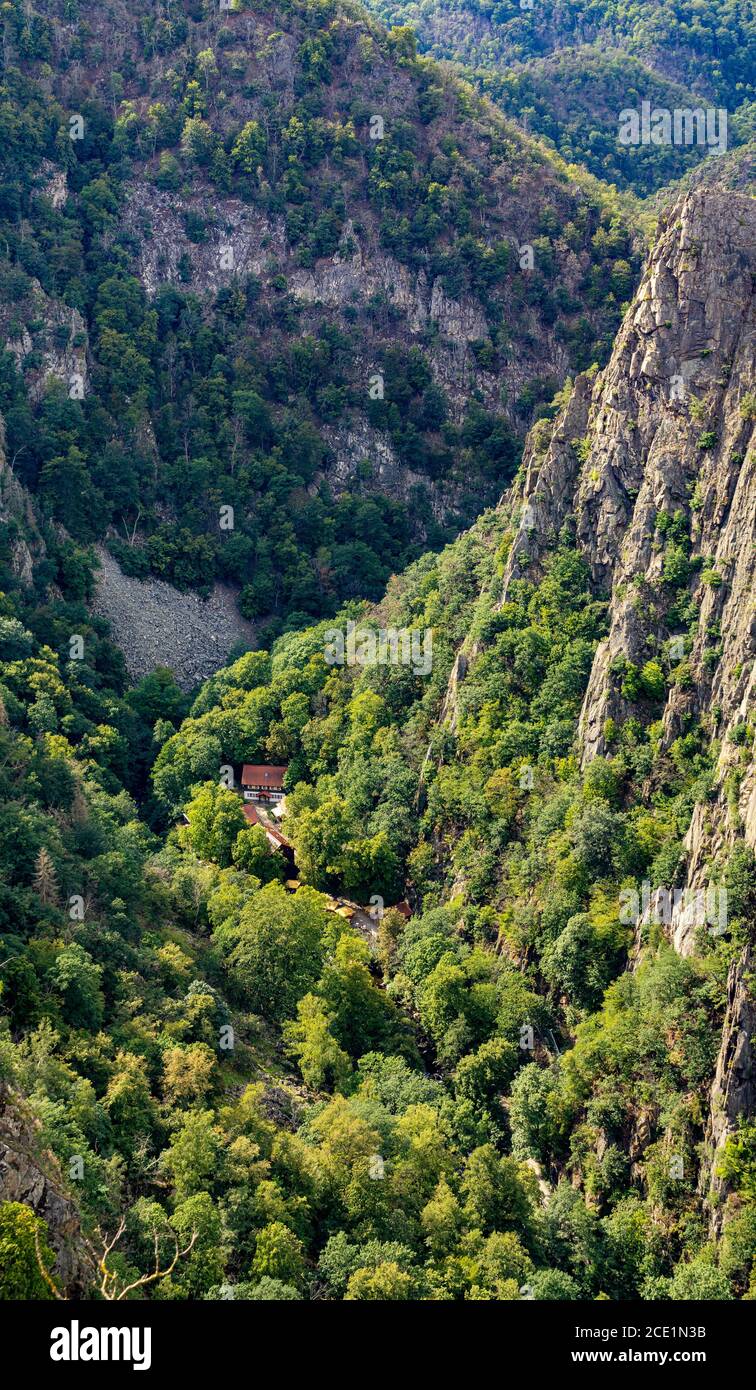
[0,0,754,1307]
[3,448,754,1299]
[361,0,756,192]
[0,0,640,639]
[364,0,756,105]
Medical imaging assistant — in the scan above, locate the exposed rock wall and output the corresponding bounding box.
[0,1082,93,1296]
[703,945,756,1221]
[0,417,46,586]
[478,187,756,1195]
[502,189,755,943]
[121,172,574,425]
[0,276,88,405]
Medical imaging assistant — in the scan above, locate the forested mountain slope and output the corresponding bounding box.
[0,0,640,650]
[361,0,756,192]
[363,0,756,103]
[148,183,756,1295]
[3,182,753,1301]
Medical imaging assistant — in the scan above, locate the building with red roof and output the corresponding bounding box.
[241,765,287,803]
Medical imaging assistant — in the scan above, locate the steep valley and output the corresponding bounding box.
[0,0,755,1312]
[0,0,641,650]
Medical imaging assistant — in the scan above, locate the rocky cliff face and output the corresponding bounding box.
[0,1082,93,1296]
[0,278,88,406]
[497,185,756,1193]
[0,163,88,405]
[704,944,756,1221]
[0,419,46,588]
[35,0,635,486]
[0,0,644,677]
[505,187,755,885]
[119,157,582,438]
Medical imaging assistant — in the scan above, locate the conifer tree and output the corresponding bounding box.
[33,848,59,906]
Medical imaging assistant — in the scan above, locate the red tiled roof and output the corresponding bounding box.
[265,826,291,849]
[241,765,287,789]
[240,804,293,852]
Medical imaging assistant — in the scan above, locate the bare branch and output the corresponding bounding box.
[93,1218,198,1301]
[115,1228,198,1301]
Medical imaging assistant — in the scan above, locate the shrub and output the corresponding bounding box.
[0,1203,57,1299]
